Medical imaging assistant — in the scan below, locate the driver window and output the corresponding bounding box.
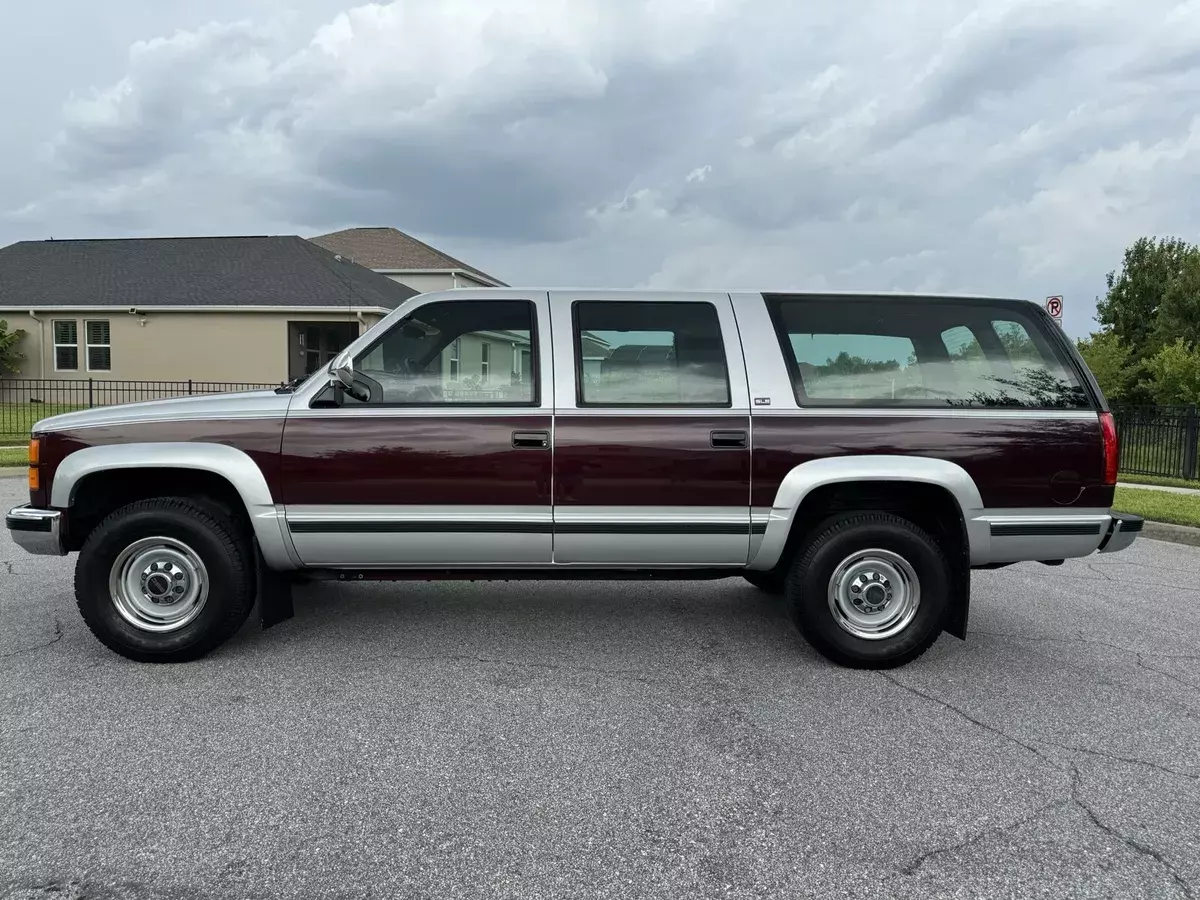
[354,299,537,405]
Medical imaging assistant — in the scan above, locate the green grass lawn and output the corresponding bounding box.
[1113,486,1200,529]
[1119,472,1200,491]
[0,446,27,467]
[0,401,87,442]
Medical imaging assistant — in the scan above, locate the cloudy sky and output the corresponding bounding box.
[2,0,1199,335]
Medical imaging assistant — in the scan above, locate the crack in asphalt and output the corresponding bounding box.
[1069,762,1197,900]
[882,673,1197,894]
[1027,564,1200,593]
[0,616,62,659]
[1051,742,1199,782]
[898,796,1069,876]
[1138,655,1200,691]
[971,629,1200,661]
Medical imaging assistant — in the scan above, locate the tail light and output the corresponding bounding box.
[1099,412,1118,486]
[27,438,40,492]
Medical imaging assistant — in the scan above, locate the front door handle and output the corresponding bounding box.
[710,430,748,449]
[512,431,550,449]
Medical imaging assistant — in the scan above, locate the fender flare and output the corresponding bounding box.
[747,455,988,572]
[52,442,297,570]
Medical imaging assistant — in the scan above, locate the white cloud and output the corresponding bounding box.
[5,0,1200,335]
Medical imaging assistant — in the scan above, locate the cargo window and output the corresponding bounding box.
[573,301,731,407]
[766,296,1090,409]
[788,333,922,401]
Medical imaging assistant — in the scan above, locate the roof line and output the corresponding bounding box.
[23,235,280,243]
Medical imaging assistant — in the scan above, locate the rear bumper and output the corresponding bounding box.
[5,505,66,556]
[1098,513,1144,554]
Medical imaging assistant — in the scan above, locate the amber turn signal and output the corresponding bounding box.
[28,467,39,491]
[28,438,40,466]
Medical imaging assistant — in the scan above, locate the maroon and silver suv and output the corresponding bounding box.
[5,290,1140,668]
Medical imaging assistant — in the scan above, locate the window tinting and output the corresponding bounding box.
[574,301,730,406]
[767,296,1090,409]
[353,300,536,405]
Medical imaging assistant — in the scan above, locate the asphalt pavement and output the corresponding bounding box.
[2,476,1199,900]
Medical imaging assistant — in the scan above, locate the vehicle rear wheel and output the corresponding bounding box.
[786,512,950,669]
[742,571,786,595]
[75,497,254,662]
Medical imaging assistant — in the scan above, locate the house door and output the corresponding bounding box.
[548,292,753,566]
[289,322,358,381]
[279,293,553,567]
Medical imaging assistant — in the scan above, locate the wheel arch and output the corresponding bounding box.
[748,456,985,638]
[52,442,297,570]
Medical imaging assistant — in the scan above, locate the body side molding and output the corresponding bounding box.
[50,442,297,570]
[747,455,987,571]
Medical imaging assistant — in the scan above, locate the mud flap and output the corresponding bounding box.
[255,540,294,629]
[945,551,970,640]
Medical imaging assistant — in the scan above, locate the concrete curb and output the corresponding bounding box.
[0,467,26,479]
[1140,520,1200,547]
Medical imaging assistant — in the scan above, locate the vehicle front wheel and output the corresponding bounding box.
[786,512,951,669]
[75,498,255,663]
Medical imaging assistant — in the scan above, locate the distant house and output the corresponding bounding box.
[0,235,422,385]
[309,227,506,294]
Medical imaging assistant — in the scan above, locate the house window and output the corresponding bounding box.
[85,320,112,372]
[480,341,490,382]
[449,338,461,381]
[52,320,78,371]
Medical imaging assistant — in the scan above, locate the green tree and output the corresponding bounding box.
[1076,330,1147,406]
[1143,338,1200,406]
[1096,236,1200,359]
[0,319,25,375]
[1154,251,1200,349]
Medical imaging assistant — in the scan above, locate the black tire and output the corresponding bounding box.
[743,571,786,595]
[75,497,255,663]
[786,512,951,669]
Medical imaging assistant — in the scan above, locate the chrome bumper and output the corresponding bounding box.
[5,505,66,556]
[1098,513,1144,554]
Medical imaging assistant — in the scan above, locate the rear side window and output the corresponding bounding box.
[574,301,731,407]
[766,296,1090,409]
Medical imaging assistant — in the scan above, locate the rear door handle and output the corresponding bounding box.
[710,430,747,449]
[512,431,550,449]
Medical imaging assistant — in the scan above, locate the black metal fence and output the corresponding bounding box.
[0,378,278,440]
[1112,404,1200,481]
[3,379,1199,482]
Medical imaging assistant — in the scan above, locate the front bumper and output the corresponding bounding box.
[1098,513,1144,554]
[5,505,66,556]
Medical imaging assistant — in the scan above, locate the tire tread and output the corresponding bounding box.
[786,511,949,669]
[75,497,254,663]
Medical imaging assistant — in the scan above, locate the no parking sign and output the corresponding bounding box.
[1045,295,1063,327]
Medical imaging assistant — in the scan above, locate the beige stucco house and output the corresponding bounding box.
[0,235,423,385]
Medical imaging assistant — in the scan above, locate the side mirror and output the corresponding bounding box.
[330,350,355,390]
[329,350,369,402]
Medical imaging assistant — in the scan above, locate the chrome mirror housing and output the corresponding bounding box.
[330,350,355,391]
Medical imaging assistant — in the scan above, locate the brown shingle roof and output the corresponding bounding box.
[308,227,505,286]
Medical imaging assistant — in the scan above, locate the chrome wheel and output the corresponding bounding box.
[827,548,920,641]
[108,536,209,633]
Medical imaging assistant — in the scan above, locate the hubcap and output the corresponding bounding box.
[827,548,920,640]
[108,537,209,633]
